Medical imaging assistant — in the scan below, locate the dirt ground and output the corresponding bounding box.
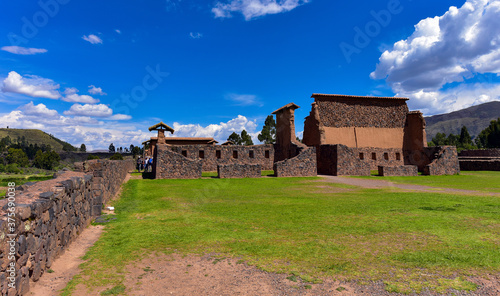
[27,174,500,296]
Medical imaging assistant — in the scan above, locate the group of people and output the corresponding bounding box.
[136,156,153,172]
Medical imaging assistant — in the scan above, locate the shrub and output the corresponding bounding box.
[110,153,123,160]
[87,154,100,160]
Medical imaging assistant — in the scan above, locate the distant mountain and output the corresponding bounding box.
[0,128,75,151]
[425,101,500,142]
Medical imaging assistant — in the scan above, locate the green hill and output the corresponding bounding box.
[425,101,500,142]
[0,128,75,151]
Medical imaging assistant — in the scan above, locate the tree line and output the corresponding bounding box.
[429,118,500,150]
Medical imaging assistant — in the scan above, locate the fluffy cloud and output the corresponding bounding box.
[1,46,47,55]
[370,0,500,114]
[82,34,103,44]
[63,104,113,117]
[225,93,263,107]
[172,115,260,143]
[21,101,58,117]
[189,32,203,39]
[212,0,309,20]
[62,88,99,104]
[1,71,60,99]
[88,85,106,95]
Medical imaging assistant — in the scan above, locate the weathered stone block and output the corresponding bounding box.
[378,165,418,176]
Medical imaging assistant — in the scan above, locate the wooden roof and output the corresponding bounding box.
[148,122,175,133]
[271,103,300,114]
[311,93,409,101]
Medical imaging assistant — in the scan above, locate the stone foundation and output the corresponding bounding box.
[0,159,133,296]
[217,164,261,179]
[378,165,418,176]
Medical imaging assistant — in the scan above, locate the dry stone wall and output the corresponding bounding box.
[459,159,500,171]
[423,146,460,176]
[0,159,133,296]
[315,97,409,128]
[273,146,317,177]
[459,149,500,157]
[154,144,202,179]
[217,164,261,179]
[379,165,418,176]
[317,145,371,176]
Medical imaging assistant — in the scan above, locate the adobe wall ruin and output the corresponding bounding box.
[0,159,133,296]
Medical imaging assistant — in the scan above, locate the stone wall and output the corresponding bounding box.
[423,146,460,176]
[154,144,202,179]
[170,145,273,172]
[217,164,261,179]
[378,165,418,177]
[317,145,371,176]
[355,147,404,170]
[459,159,500,171]
[273,146,317,177]
[459,149,500,157]
[313,96,409,128]
[0,159,133,296]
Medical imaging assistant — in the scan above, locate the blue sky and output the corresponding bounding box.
[1,0,499,150]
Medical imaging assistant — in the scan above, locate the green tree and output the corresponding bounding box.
[87,154,100,160]
[131,145,141,157]
[476,118,500,148]
[227,132,242,145]
[80,143,87,152]
[109,143,116,153]
[63,143,76,151]
[257,115,276,144]
[459,126,472,146]
[33,150,60,170]
[240,130,254,146]
[6,148,29,167]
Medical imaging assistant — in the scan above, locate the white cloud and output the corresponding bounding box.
[371,0,500,114]
[1,46,47,55]
[115,29,121,34]
[82,34,103,44]
[63,104,113,117]
[165,0,181,11]
[172,115,260,143]
[212,0,309,20]
[189,32,203,39]
[107,114,132,120]
[225,93,263,106]
[88,85,106,95]
[21,101,58,117]
[62,87,99,104]
[1,71,60,99]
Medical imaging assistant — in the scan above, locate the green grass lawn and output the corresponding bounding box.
[64,177,500,295]
[202,170,275,177]
[0,174,54,187]
[357,171,500,193]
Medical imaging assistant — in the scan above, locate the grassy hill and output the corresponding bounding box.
[0,128,75,151]
[425,101,500,142]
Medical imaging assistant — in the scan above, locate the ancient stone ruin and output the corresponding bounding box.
[148,93,459,178]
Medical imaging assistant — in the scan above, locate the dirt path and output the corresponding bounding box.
[318,175,500,196]
[28,225,104,296]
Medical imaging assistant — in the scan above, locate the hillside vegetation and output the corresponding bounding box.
[0,128,74,152]
[425,101,500,142]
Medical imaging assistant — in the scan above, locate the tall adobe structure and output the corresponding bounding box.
[297,94,459,176]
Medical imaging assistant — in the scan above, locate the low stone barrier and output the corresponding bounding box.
[459,149,500,157]
[459,160,500,171]
[154,144,202,179]
[423,146,460,175]
[378,165,418,176]
[217,164,261,178]
[274,147,317,177]
[0,159,133,295]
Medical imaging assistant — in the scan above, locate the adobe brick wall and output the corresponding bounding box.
[423,146,460,175]
[170,145,273,172]
[273,146,317,177]
[459,149,500,157]
[379,165,418,176]
[154,144,202,179]
[217,164,261,179]
[0,159,132,296]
